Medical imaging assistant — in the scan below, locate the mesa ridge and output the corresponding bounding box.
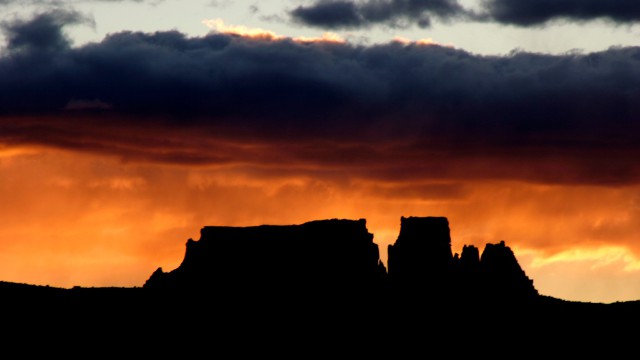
[144,216,538,305]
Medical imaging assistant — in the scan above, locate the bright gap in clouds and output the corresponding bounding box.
[202,18,345,43]
[2,0,635,55]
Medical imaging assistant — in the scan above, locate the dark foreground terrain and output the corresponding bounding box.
[2,217,639,353]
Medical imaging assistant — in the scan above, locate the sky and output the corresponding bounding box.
[0,0,639,303]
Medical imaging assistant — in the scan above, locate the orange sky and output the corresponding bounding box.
[1,145,640,303]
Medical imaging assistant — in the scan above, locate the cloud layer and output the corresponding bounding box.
[1,9,92,52]
[2,10,640,186]
[484,0,640,26]
[290,0,640,28]
[290,0,467,29]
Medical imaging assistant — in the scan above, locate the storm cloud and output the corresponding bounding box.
[483,0,640,26]
[290,0,640,28]
[2,10,640,186]
[290,0,468,29]
[1,9,92,52]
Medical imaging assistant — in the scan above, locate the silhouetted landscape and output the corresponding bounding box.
[3,216,639,349]
[4,0,640,353]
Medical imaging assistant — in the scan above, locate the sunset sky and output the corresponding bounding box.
[1,0,640,303]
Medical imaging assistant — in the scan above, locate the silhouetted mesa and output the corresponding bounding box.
[144,219,387,302]
[144,216,537,306]
[388,216,454,297]
[387,216,538,303]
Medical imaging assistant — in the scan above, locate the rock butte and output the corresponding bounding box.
[145,216,537,304]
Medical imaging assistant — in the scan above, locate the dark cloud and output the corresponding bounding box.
[290,0,467,29]
[482,0,640,26]
[1,9,92,53]
[290,2,362,28]
[290,0,640,28]
[1,11,640,186]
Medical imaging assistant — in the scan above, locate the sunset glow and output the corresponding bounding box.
[1,145,640,303]
[203,18,283,40]
[294,32,345,44]
[393,36,446,47]
[203,18,345,43]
